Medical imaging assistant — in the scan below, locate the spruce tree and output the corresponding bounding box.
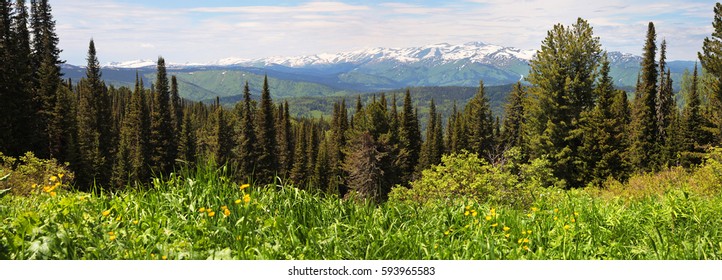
[699,3,722,144]
[0,0,11,155]
[465,80,495,160]
[290,121,308,187]
[629,22,660,172]
[526,18,601,188]
[255,75,277,182]
[76,40,107,189]
[397,89,421,183]
[276,101,293,178]
[149,57,175,175]
[178,106,196,165]
[682,64,705,166]
[169,75,181,163]
[112,76,148,188]
[419,99,440,171]
[501,82,525,152]
[236,81,257,179]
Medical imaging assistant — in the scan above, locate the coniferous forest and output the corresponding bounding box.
[3,0,722,261]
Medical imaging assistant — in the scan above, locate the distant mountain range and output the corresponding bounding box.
[61,41,696,102]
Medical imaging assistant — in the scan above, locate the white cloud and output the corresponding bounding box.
[52,0,716,65]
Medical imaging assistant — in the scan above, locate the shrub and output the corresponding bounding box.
[389,148,561,207]
[0,152,74,196]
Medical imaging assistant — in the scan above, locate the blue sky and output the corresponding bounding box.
[52,0,716,65]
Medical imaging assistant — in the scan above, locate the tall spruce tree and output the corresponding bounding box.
[112,74,148,188]
[656,40,677,166]
[629,22,660,172]
[169,75,181,164]
[526,18,601,188]
[501,82,525,152]
[149,57,175,175]
[276,101,293,178]
[699,2,722,144]
[0,0,11,155]
[397,89,421,183]
[236,81,257,179]
[465,80,495,160]
[76,40,108,189]
[255,75,277,181]
[682,64,705,166]
[418,99,441,170]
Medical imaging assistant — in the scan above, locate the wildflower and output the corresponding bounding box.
[199,207,206,213]
[102,210,111,217]
[108,231,114,236]
[531,207,538,212]
[574,212,579,216]
[554,208,559,213]
[444,231,450,236]
[503,226,510,231]
[571,218,576,223]
[471,210,478,217]
[485,215,492,221]
[50,191,56,197]
[243,194,251,203]
[527,230,532,235]
[58,173,64,180]
[465,205,471,211]
[491,223,498,227]
[518,238,523,244]
[523,245,529,251]
[32,183,37,189]
[208,211,216,217]
[162,256,168,260]
[490,208,496,216]
[464,211,470,216]
[50,175,57,182]
[527,213,532,218]
[151,254,155,258]
[116,216,121,221]
[564,225,571,230]
[240,184,250,191]
[434,244,439,249]
[109,235,116,241]
[206,208,212,213]
[221,205,228,211]
[235,199,241,204]
[132,220,139,225]
[554,216,558,221]
[505,234,510,238]
[523,238,529,243]
[223,208,231,217]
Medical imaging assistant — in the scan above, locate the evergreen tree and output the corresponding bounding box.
[465,80,495,160]
[682,64,705,166]
[526,18,602,188]
[501,82,525,152]
[255,75,278,181]
[76,40,106,189]
[149,57,175,175]
[397,89,421,183]
[178,106,196,165]
[656,40,677,166]
[290,121,308,187]
[276,101,293,178]
[169,75,181,164]
[314,137,331,194]
[699,3,722,144]
[629,22,660,172]
[211,98,234,164]
[0,0,11,155]
[419,99,441,170]
[236,81,257,179]
[112,75,148,188]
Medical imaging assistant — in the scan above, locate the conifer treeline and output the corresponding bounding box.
[4,1,722,199]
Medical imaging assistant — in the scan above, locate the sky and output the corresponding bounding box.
[52,0,717,65]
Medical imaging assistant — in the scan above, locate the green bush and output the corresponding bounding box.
[0,152,74,197]
[389,148,561,207]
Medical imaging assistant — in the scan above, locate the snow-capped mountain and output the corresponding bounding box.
[213,42,536,68]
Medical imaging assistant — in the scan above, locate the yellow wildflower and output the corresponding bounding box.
[151,254,155,258]
[464,211,470,216]
[243,194,251,203]
[58,173,64,179]
[523,245,529,251]
[116,216,121,221]
[554,216,558,221]
[32,183,38,189]
[527,213,532,218]
[518,238,523,244]
[223,208,231,217]
[108,231,114,236]
[571,217,576,223]
[102,210,111,217]
[132,220,139,225]
[491,223,498,227]
[109,235,116,241]
[523,238,529,243]
[574,212,579,216]
[240,184,250,191]
[531,207,538,212]
[206,208,212,213]
[471,210,477,217]
[50,175,57,182]
[465,205,471,211]
[208,211,215,217]
[505,234,510,238]
[564,225,571,230]
[490,208,496,216]
[503,226,510,231]
[444,231,450,236]
[50,191,56,197]
[221,205,228,211]
[527,230,532,235]
[554,208,559,213]
[199,207,205,213]
[485,215,492,221]
[162,256,167,260]
[235,199,241,204]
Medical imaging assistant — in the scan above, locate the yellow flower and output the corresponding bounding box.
[434,244,439,249]
[527,230,532,235]
[243,194,251,203]
[132,220,139,225]
[554,208,559,213]
[109,235,116,241]
[523,245,529,251]
[50,175,57,182]
[116,216,121,221]
[554,216,558,221]
[531,207,538,212]
[206,208,212,213]
[199,207,206,212]
[564,225,571,230]
[491,223,498,227]
[223,208,231,217]
[235,199,241,204]
[523,238,529,243]
[58,173,64,179]
[102,210,111,217]
[221,205,228,211]
[527,213,532,218]
[464,211,470,216]
[574,212,579,216]
[571,218,576,223]
[490,208,496,216]
[485,215,492,221]
[465,205,471,211]
[32,183,38,189]
[162,255,168,260]
[444,231,450,236]
[208,211,215,217]
[50,191,56,197]
[108,231,114,236]
[518,238,523,244]
[471,210,477,217]
[503,226,510,231]
[151,254,155,258]
[505,234,510,238]
[240,184,250,191]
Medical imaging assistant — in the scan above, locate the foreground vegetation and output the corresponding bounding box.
[2,150,722,260]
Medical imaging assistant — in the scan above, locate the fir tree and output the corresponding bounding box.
[290,121,308,187]
[236,81,257,179]
[699,3,722,144]
[682,64,705,166]
[629,22,660,172]
[255,75,277,181]
[501,82,525,152]
[397,89,421,183]
[149,57,175,175]
[276,101,293,178]
[465,80,495,160]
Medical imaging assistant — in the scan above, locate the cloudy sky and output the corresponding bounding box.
[52,0,715,65]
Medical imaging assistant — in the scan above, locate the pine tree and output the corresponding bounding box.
[149,57,175,175]
[236,81,257,179]
[169,75,181,164]
[700,3,722,144]
[465,80,495,160]
[76,40,107,189]
[290,121,309,187]
[276,101,293,178]
[211,99,234,164]
[526,18,602,188]
[112,75,148,188]
[682,64,705,166]
[178,106,196,165]
[314,137,331,194]
[629,22,660,172]
[656,40,677,166]
[397,89,421,183]
[255,75,277,182]
[418,99,441,171]
[501,82,525,152]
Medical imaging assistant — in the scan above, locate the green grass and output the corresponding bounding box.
[1,163,722,260]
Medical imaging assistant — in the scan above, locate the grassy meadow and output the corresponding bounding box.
[2,155,722,260]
